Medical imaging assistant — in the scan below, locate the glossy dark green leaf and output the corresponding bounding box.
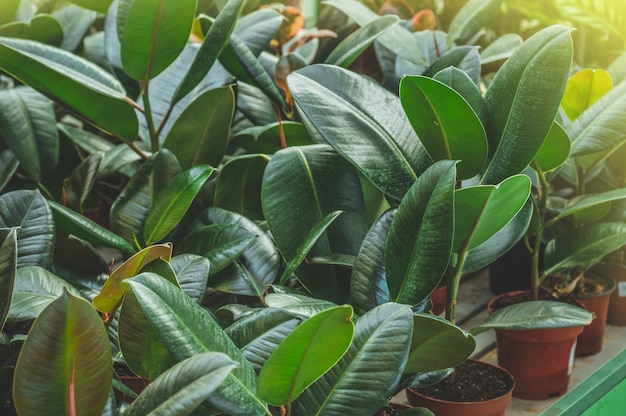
[123,352,237,416]
[49,201,136,254]
[350,209,394,315]
[447,0,505,46]
[13,291,112,416]
[225,307,295,348]
[288,64,431,200]
[120,0,196,80]
[163,86,235,169]
[53,5,97,51]
[480,33,523,65]
[93,243,172,313]
[544,222,626,274]
[0,149,18,192]
[472,300,594,334]
[433,66,488,127]
[386,160,456,305]
[423,46,481,86]
[453,175,531,252]
[293,303,413,416]
[231,121,313,153]
[0,86,58,183]
[482,25,573,185]
[0,37,138,142]
[258,306,354,406]
[67,0,115,13]
[533,122,571,172]
[172,0,244,103]
[0,190,54,268]
[404,314,475,373]
[214,154,269,220]
[144,165,214,245]
[265,293,338,319]
[0,14,64,46]
[127,273,269,416]
[400,75,487,180]
[262,145,368,301]
[63,151,102,211]
[0,228,17,330]
[553,188,626,223]
[325,15,398,68]
[241,319,300,372]
[170,254,210,303]
[8,266,81,322]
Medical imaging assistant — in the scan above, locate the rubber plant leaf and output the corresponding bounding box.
[288,64,431,200]
[400,75,487,180]
[49,201,136,255]
[551,188,626,223]
[533,122,571,173]
[92,242,172,313]
[471,301,594,335]
[544,222,626,274]
[123,352,237,416]
[0,14,64,46]
[480,33,523,65]
[120,0,196,81]
[143,165,214,246]
[447,0,505,46]
[126,272,269,416]
[13,291,112,416]
[561,68,613,121]
[67,0,114,13]
[404,314,475,373]
[0,190,54,269]
[0,37,138,141]
[385,160,456,305]
[432,66,488,128]
[482,25,573,185]
[0,228,17,330]
[7,266,82,323]
[172,0,244,103]
[258,306,354,406]
[453,174,531,253]
[265,293,338,319]
[231,122,313,153]
[292,303,413,415]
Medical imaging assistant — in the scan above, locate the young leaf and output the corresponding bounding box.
[123,352,237,416]
[143,165,214,245]
[120,0,196,81]
[257,305,354,406]
[400,75,487,180]
[561,68,613,121]
[13,291,112,416]
[92,242,173,313]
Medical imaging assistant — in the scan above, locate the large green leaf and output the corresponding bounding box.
[292,303,413,416]
[0,86,58,183]
[53,5,98,51]
[482,25,573,185]
[241,319,300,372]
[13,291,112,416]
[170,254,210,303]
[324,15,398,68]
[0,228,17,330]
[385,160,456,305]
[163,86,234,169]
[551,188,626,222]
[49,201,136,254]
[126,273,269,416]
[172,0,244,104]
[0,37,138,142]
[544,222,626,274]
[0,14,63,46]
[350,209,394,315]
[533,121,571,172]
[480,33,523,65]
[123,352,237,416]
[231,122,313,153]
[447,0,505,46]
[0,190,54,268]
[214,154,269,220]
[120,0,196,81]
[144,165,214,245]
[0,149,18,192]
[400,75,487,180]
[288,65,431,200]
[258,306,354,406]
[453,175,531,252]
[7,266,81,322]
[472,300,594,334]
[264,293,338,319]
[432,66,488,127]
[62,151,102,212]
[262,145,368,301]
[225,307,295,348]
[93,243,172,313]
[561,68,613,121]
[422,46,481,87]
[404,314,475,373]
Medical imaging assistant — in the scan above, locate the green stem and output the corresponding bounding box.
[140,81,159,153]
[531,172,551,300]
[445,250,468,325]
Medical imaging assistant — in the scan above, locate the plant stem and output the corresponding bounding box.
[140,81,160,153]
[531,171,551,300]
[445,250,468,324]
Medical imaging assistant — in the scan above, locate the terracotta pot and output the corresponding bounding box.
[488,291,585,400]
[405,360,514,416]
[570,273,616,357]
[430,285,447,315]
[593,262,626,325]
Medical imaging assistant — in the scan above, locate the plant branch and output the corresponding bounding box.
[445,249,468,324]
[140,80,160,153]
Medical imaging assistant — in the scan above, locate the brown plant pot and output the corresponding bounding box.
[568,273,616,357]
[488,291,584,400]
[593,262,626,325]
[405,360,514,416]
